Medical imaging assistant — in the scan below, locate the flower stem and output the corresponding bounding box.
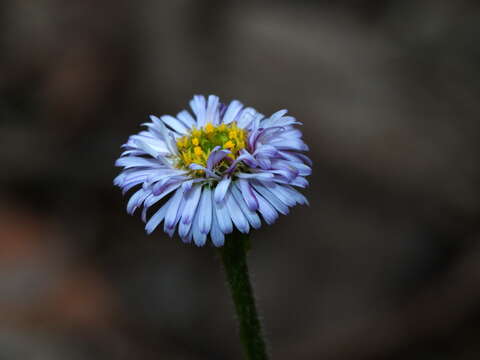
[218,232,269,360]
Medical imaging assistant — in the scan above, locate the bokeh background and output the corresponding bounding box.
[1,0,480,359]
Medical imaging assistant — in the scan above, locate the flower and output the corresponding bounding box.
[114,95,311,247]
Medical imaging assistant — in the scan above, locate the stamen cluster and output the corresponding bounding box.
[176,122,246,172]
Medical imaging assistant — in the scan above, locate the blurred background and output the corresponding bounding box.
[1,0,480,359]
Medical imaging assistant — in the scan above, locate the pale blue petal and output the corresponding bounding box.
[214,199,233,234]
[269,138,309,151]
[237,107,258,129]
[148,115,169,138]
[115,156,162,169]
[254,190,278,225]
[190,95,207,127]
[222,100,243,124]
[206,95,220,125]
[133,138,169,158]
[214,177,232,204]
[210,207,225,247]
[145,196,174,234]
[231,182,261,229]
[198,186,213,234]
[176,110,196,128]
[192,204,207,246]
[161,115,189,135]
[284,185,310,206]
[164,189,184,229]
[126,188,148,215]
[225,192,250,234]
[236,172,274,181]
[258,182,296,207]
[251,183,289,215]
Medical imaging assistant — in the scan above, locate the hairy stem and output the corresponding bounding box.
[218,232,269,360]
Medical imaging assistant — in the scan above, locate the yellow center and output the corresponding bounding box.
[175,122,247,172]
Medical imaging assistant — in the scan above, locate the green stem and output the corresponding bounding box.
[218,232,269,360]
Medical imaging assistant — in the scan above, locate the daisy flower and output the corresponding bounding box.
[114,95,311,246]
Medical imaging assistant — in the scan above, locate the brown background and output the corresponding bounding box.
[1,0,480,359]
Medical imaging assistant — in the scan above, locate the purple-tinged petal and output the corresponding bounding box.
[219,103,227,117]
[247,128,263,150]
[145,182,182,207]
[181,228,193,244]
[225,151,257,174]
[256,158,272,170]
[189,163,221,179]
[231,182,261,229]
[145,170,187,189]
[207,148,230,170]
[152,176,187,196]
[192,204,207,246]
[178,215,193,238]
[238,179,259,211]
[181,179,202,193]
[253,144,279,158]
[181,185,203,225]
[269,169,297,181]
[272,160,311,177]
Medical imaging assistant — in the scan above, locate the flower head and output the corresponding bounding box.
[114,95,311,246]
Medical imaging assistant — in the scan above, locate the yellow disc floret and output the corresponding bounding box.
[175,122,247,172]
